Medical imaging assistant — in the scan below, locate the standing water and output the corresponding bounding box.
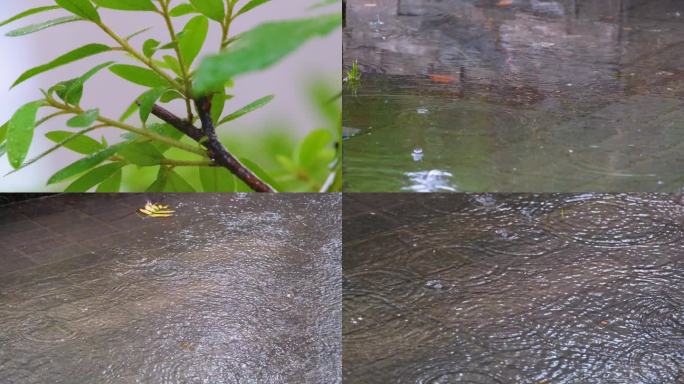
[0,193,341,384]
[343,0,684,192]
[344,193,684,383]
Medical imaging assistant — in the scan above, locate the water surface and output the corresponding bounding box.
[0,193,341,384]
[343,0,684,191]
[344,193,684,382]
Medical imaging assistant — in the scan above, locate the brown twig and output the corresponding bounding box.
[149,102,276,192]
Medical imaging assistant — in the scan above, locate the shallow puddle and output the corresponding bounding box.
[343,193,684,383]
[343,0,684,192]
[0,193,341,384]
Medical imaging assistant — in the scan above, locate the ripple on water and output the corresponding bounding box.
[542,195,684,248]
[18,315,79,344]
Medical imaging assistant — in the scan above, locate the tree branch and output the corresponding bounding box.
[149,102,276,192]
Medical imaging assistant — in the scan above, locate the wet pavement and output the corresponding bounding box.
[0,193,341,384]
[343,0,684,192]
[343,193,684,383]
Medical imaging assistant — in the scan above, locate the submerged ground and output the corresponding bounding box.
[343,0,684,192]
[0,193,341,383]
[344,193,684,383]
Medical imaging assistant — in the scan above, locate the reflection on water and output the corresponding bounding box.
[0,193,341,384]
[343,193,684,383]
[343,0,684,192]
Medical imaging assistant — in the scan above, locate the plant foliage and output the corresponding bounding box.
[0,0,341,192]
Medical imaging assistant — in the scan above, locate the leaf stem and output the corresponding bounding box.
[158,0,194,120]
[158,159,215,167]
[220,1,235,50]
[94,21,185,93]
[45,97,207,157]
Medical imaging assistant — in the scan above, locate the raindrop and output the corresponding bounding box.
[425,280,444,290]
[416,107,429,114]
[412,148,424,161]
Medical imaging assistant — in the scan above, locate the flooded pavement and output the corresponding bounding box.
[343,0,684,192]
[343,193,684,383]
[0,193,341,384]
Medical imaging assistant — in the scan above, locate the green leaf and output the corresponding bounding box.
[193,14,339,95]
[0,122,7,143]
[0,143,6,159]
[6,16,82,37]
[199,166,235,192]
[96,167,122,191]
[146,167,169,191]
[309,0,340,9]
[0,6,61,28]
[45,130,103,154]
[54,0,101,22]
[109,64,169,87]
[235,0,270,17]
[12,43,111,88]
[178,15,208,67]
[125,27,152,41]
[65,162,124,192]
[165,170,196,191]
[8,126,99,173]
[170,3,197,17]
[138,87,167,122]
[55,61,114,105]
[117,142,164,166]
[143,39,160,58]
[91,0,157,11]
[119,100,138,122]
[47,144,121,184]
[218,95,274,125]
[189,0,224,21]
[6,101,43,169]
[296,129,334,168]
[240,157,280,191]
[147,167,196,192]
[67,108,99,127]
[161,55,182,76]
[159,89,184,103]
[210,92,226,124]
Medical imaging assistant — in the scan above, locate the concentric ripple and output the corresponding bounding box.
[542,196,684,248]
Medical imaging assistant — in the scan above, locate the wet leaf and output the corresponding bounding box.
[91,0,158,11]
[5,16,82,37]
[199,166,235,192]
[193,14,340,95]
[54,0,101,22]
[143,39,160,58]
[117,142,164,166]
[45,130,103,154]
[189,0,224,22]
[217,95,274,125]
[96,167,122,191]
[12,44,111,88]
[235,0,271,18]
[109,64,169,88]
[178,15,208,67]
[138,87,167,123]
[67,108,99,128]
[55,61,115,105]
[170,3,197,17]
[48,145,121,184]
[0,6,60,28]
[7,101,43,169]
[65,162,124,192]
[0,121,7,143]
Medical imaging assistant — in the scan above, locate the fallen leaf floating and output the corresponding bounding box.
[138,201,175,218]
